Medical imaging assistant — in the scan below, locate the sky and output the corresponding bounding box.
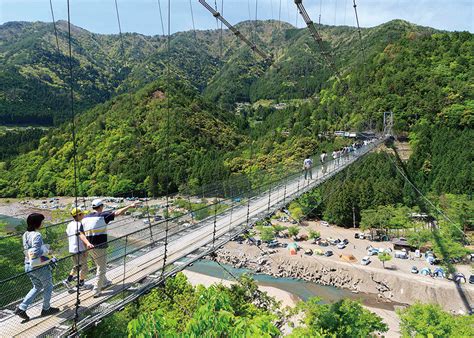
[0,0,473,35]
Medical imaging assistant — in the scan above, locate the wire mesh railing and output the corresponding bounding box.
[0,139,383,337]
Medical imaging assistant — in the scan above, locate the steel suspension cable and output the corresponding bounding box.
[64,0,81,331]
[254,0,258,45]
[219,0,224,58]
[161,0,171,277]
[199,0,272,61]
[278,0,282,27]
[189,0,197,41]
[319,0,323,26]
[157,0,165,37]
[352,0,365,61]
[48,0,60,54]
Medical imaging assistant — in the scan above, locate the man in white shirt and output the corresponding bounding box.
[63,207,94,289]
[83,199,139,297]
[303,157,313,180]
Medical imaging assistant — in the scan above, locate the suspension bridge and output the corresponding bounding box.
[0,140,385,337]
[2,0,455,336]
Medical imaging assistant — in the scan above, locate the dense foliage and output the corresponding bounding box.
[290,298,388,337]
[398,303,474,337]
[0,80,243,197]
[87,273,281,337]
[0,128,46,160]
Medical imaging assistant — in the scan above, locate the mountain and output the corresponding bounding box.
[0,20,162,125]
[0,19,472,197]
[0,19,435,126]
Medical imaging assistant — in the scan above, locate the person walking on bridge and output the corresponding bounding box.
[63,207,94,290]
[82,199,139,297]
[15,213,59,321]
[303,156,313,180]
[320,151,327,174]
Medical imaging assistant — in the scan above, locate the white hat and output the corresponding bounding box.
[91,199,104,209]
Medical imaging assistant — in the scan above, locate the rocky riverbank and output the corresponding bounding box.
[214,243,474,314]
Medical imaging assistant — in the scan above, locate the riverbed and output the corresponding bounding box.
[186,259,399,311]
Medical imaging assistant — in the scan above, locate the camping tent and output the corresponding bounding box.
[287,242,298,255]
[420,268,431,276]
[433,268,445,278]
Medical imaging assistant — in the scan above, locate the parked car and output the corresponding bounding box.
[342,239,349,245]
[367,248,379,256]
[354,233,360,239]
[324,250,333,257]
[361,256,371,265]
[318,240,329,247]
[414,249,421,258]
[304,249,313,256]
[359,233,366,240]
[395,250,408,259]
[320,221,329,227]
[267,240,279,248]
[334,238,341,244]
[143,219,151,224]
[469,275,474,284]
[411,266,419,274]
[337,243,346,249]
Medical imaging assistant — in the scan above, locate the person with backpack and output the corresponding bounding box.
[63,207,94,290]
[15,213,59,321]
[82,199,139,297]
[303,156,313,180]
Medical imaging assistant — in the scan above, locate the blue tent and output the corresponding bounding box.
[420,268,431,276]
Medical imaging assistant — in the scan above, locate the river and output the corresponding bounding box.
[185,259,398,311]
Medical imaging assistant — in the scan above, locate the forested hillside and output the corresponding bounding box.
[0,19,433,125]
[0,19,472,198]
[0,79,244,197]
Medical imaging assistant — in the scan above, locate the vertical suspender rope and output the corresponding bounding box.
[189,0,197,41]
[48,0,60,54]
[220,0,224,58]
[278,0,282,28]
[352,0,365,61]
[65,0,81,331]
[114,0,154,248]
[157,0,165,37]
[254,0,258,45]
[161,0,171,277]
[319,0,323,26]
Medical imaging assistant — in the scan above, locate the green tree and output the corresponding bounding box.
[308,230,321,243]
[260,227,276,242]
[288,226,300,240]
[378,252,392,268]
[398,303,474,337]
[290,298,388,337]
[272,224,287,237]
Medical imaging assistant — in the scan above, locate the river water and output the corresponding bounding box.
[186,259,398,311]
